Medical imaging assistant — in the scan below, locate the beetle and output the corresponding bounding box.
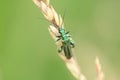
[56,27,75,59]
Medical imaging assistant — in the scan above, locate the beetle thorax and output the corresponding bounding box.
[59,28,69,41]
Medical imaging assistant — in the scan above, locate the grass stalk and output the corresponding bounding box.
[33,0,104,80]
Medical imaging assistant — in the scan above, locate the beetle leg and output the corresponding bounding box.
[56,35,61,38]
[58,46,63,53]
[68,35,71,37]
[71,43,75,48]
[55,35,61,42]
[65,31,69,34]
[70,40,75,48]
[56,37,61,42]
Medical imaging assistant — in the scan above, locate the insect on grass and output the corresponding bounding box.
[48,8,75,59]
[56,27,75,59]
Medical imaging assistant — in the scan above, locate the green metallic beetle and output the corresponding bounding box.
[56,27,75,59]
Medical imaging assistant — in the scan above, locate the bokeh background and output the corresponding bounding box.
[0,0,120,80]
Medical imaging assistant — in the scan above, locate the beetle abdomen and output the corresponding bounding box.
[63,44,72,59]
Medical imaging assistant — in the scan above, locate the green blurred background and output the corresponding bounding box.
[0,0,120,80]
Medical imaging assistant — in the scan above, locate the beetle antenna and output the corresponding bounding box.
[61,8,67,28]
